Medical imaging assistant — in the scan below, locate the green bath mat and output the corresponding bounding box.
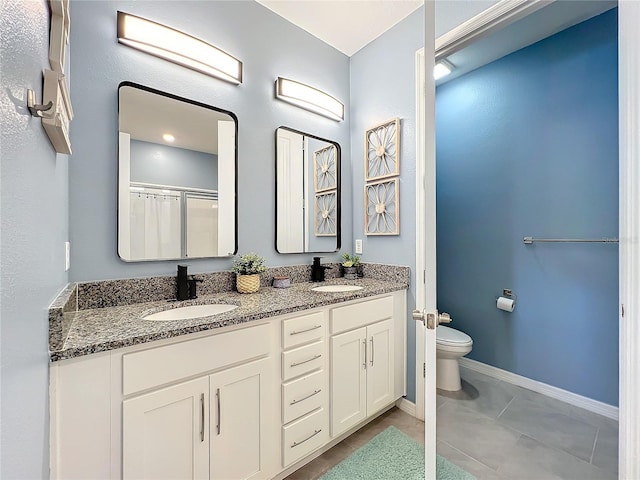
[319,426,476,480]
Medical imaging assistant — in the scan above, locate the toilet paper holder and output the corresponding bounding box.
[496,289,517,312]
[500,288,516,300]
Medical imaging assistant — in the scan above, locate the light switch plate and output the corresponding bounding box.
[65,241,70,271]
[355,239,363,254]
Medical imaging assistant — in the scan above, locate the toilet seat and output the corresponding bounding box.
[436,325,472,347]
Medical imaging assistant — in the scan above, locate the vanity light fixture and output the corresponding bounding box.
[434,60,454,80]
[117,11,243,84]
[275,77,344,121]
[162,133,175,143]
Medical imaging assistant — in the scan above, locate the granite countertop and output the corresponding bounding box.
[51,277,407,362]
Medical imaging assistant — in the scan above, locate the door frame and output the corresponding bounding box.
[416,2,638,476]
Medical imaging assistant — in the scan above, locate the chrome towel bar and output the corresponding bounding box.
[523,236,619,244]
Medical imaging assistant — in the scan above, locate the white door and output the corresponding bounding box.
[209,358,270,480]
[417,2,438,478]
[276,128,305,252]
[122,377,209,480]
[330,327,367,436]
[366,319,394,415]
[217,120,235,256]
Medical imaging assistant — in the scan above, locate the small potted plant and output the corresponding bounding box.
[341,253,360,280]
[232,253,267,293]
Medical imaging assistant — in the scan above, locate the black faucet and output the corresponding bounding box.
[311,257,331,282]
[176,265,203,300]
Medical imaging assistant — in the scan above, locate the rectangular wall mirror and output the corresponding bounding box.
[118,82,237,261]
[276,126,341,254]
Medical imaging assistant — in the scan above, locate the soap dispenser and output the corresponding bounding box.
[311,257,330,282]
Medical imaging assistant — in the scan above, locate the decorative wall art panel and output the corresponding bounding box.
[314,144,337,192]
[365,118,400,181]
[365,179,399,236]
[315,191,337,236]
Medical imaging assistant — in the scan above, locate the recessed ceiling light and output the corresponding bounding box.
[162,133,175,143]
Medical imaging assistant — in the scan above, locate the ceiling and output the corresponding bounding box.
[437,0,617,84]
[256,0,423,56]
[256,1,616,81]
[119,86,233,154]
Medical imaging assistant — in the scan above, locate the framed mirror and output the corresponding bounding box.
[118,82,237,261]
[275,126,341,253]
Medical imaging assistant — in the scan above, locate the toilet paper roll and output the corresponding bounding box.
[497,296,515,312]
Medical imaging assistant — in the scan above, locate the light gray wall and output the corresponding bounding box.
[130,140,218,191]
[0,1,70,477]
[350,8,424,402]
[69,1,351,281]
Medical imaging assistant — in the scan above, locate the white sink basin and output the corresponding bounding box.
[143,304,238,321]
[311,285,363,293]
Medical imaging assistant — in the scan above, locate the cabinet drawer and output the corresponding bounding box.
[282,408,328,467]
[123,323,270,395]
[282,311,325,349]
[282,341,324,381]
[282,370,324,424]
[330,296,393,334]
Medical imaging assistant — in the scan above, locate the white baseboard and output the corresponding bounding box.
[459,358,619,421]
[396,398,417,417]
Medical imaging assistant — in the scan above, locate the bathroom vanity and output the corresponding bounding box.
[49,275,407,479]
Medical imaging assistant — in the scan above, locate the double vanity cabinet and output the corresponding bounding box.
[50,288,406,480]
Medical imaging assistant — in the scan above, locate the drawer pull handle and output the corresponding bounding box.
[291,354,322,368]
[200,393,205,442]
[291,429,322,448]
[290,324,322,336]
[290,389,322,406]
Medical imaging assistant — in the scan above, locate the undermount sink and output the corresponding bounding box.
[311,285,363,293]
[143,304,238,321]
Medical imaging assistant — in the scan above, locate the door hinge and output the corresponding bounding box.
[423,362,426,378]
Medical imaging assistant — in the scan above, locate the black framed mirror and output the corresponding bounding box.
[275,126,341,254]
[118,82,237,261]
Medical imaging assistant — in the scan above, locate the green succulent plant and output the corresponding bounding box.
[232,253,268,275]
[341,253,361,267]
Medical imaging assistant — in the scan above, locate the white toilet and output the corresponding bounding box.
[436,325,473,391]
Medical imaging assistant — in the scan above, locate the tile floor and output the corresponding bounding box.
[285,366,619,479]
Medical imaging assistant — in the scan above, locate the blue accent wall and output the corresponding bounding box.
[130,140,218,191]
[436,10,619,405]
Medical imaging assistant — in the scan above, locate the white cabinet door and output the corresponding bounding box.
[123,377,209,480]
[366,319,394,415]
[330,327,367,436]
[209,358,272,480]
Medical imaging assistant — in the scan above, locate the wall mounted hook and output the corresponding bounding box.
[27,89,54,118]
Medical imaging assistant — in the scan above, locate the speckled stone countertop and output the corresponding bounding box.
[50,277,408,362]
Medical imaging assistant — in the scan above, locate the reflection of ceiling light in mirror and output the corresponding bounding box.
[162,133,175,143]
[434,60,454,80]
[117,12,243,84]
[275,77,344,121]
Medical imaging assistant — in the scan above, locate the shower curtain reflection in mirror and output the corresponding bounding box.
[129,187,181,260]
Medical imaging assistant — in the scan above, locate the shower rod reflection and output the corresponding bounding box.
[523,236,619,244]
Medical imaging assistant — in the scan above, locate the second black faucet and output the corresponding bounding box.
[176,265,203,300]
[311,257,332,282]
